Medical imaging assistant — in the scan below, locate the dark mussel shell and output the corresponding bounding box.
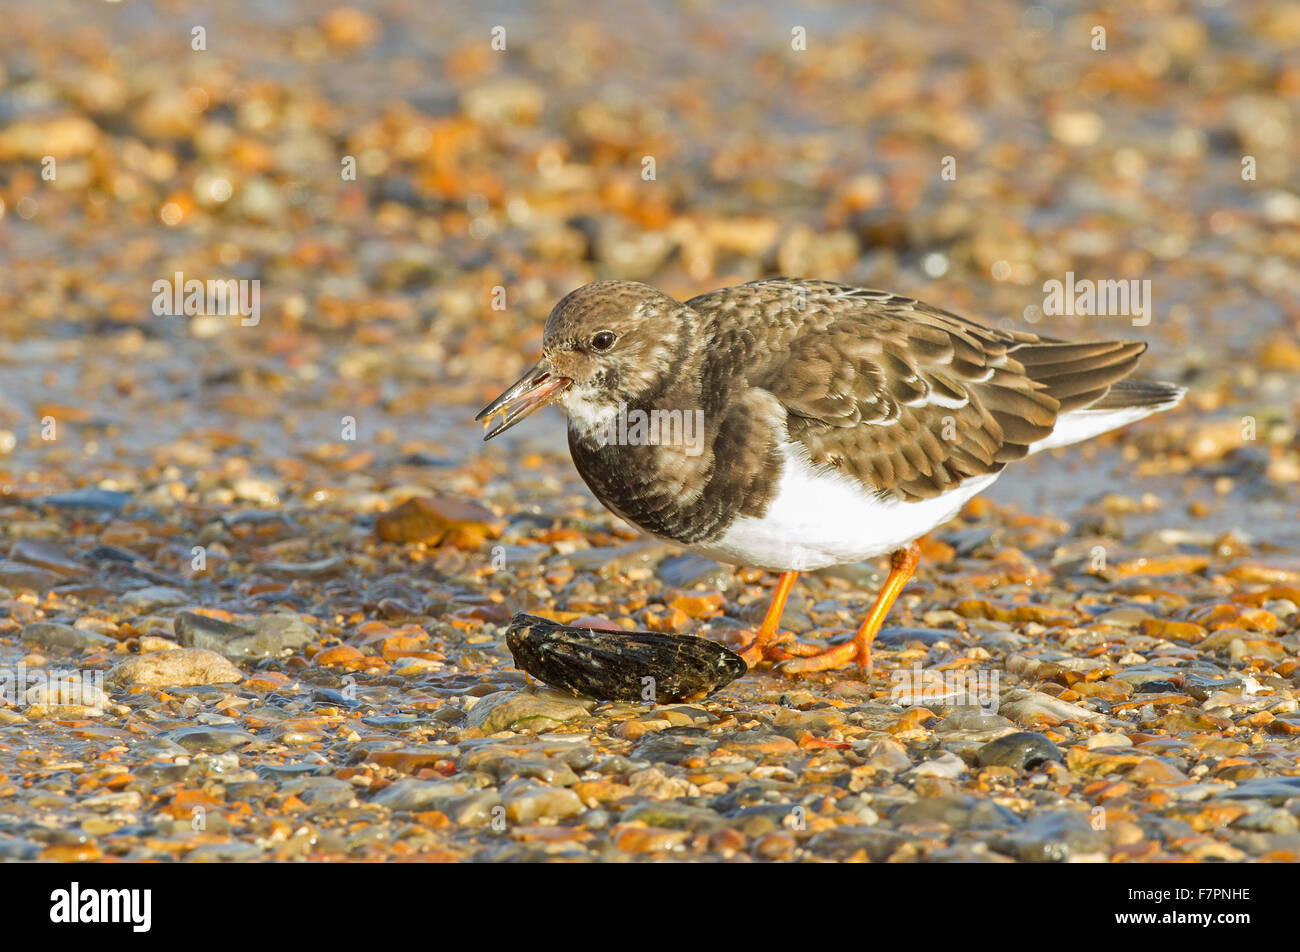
[505,612,747,702]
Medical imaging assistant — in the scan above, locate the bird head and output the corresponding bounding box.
[476,281,692,440]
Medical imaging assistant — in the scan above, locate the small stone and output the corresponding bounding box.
[460,79,545,127]
[440,791,502,826]
[175,611,317,659]
[0,115,100,161]
[668,590,726,618]
[314,645,367,668]
[1126,758,1189,785]
[626,767,696,800]
[108,648,243,687]
[1235,808,1299,835]
[1095,608,1154,627]
[621,801,725,831]
[0,835,40,860]
[39,843,103,862]
[591,222,674,280]
[119,586,188,611]
[80,790,144,812]
[1086,732,1134,749]
[7,540,89,578]
[20,622,117,651]
[24,676,107,711]
[934,708,1017,740]
[993,810,1106,862]
[998,688,1103,726]
[161,727,259,752]
[137,635,181,653]
[1050,110,1104,146]
[375,496,501,547]
[1066,747,1144,778]
[41,488,131,512]
[182,842,266,862]
[464,689,591,733]
[1214,778,1300,804]
[856,738,913,773]
[372,779,468,812]
[976,732,1064,770]
[877,626,955,647]
[0,561,62,592]
[612,823,690,854]
[319,6,382,48]
[263,556,345,578]
[806,827,907,862]
[893,794,976,827]
[657,554,734,589]
[501,779,584,823]
[907,751,968,779]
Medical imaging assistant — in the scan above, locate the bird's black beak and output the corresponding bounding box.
[475,360,573,440]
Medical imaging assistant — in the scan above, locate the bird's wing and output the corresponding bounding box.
[726,280,1147,501]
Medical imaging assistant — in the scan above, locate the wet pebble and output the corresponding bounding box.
[975,732,1065,770]
[108,648,243,687]
[0,835,41,860]
[876,626,955,647]
[501,779,584,823]
[372,779,469,812]
[658,554,734,589]
[1214,777,1300,803]
[40,489,131,512]
[118,586,188,611]
[175,611,317,659]
[161,727,259,752]
[20,622,117,651]
[934,708,1017,740]
[992,811,1106,862]
[998,689,1104,726]
[7,540,89,578]
[464,689,592,733]
[0,561,62,592]
[906,751,968,779]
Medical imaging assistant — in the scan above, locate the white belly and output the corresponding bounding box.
[689,446,998,571]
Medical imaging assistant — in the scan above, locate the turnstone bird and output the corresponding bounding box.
[477,279,1184,674]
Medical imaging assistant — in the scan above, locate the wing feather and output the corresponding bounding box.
[687,279,1151,501]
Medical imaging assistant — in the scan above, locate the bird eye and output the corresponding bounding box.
[590,331,616,351]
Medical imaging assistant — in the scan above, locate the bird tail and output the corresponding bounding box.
[1028,379,1185,454]
[1086,378,1187,411]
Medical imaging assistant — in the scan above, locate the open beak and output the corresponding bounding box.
[475,361,573,440]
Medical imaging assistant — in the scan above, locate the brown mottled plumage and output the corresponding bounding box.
[478,278,1184,674]
[691,280,1150,501]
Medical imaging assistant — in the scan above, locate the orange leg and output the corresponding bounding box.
[780,544,921,675]
[738,570,799,668]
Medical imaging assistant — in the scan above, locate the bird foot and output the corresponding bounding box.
[737,629,796,668]
[777,634,874,675]
[739,629,873,671]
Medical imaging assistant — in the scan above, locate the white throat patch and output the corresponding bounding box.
[561,386,620,439]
